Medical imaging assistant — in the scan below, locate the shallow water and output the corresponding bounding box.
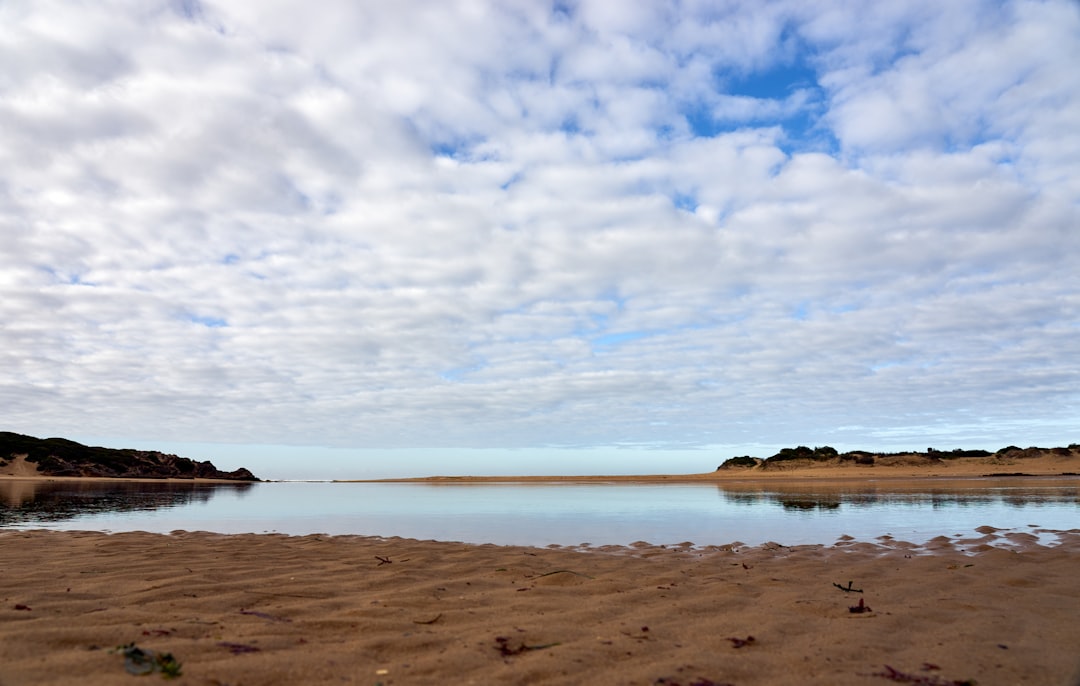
[1,478,1077,547]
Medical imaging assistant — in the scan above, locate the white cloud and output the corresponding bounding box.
[819,0,1080,157]
[1,0,1077,476]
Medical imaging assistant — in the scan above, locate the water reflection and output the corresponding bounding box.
[713,478,1080,509]
[0,480,254,528]
[777,498,841,511]
[0,477,1076,547]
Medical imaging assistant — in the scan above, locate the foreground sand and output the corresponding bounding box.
[3,530,1079,685]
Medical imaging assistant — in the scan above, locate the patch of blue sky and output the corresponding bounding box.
[559,115,581,135]
[430,140,466,158]
[592,330,651,349]
[221,253,240,265]
[940,118,1011,155]
[189,314,228,328]
[439,366,478,382]
[551,0,573,21]
[579,293,626,332]
[682,96,826,152]
[428,134,494,162]
[683,101,730,139]
[603,290,628,309]
[869,361,904,373]
[582,310,610,334]
[726,58,818,101]
[39,266,98,286]
[655,123,677,142]
[591,320,713,351]
[67,273,97,286]
[780,107,837,155]
[500,171,524,191]
[672,192,698,212]
[684,48,838,154]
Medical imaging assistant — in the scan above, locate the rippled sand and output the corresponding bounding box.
[2,528,1079,685]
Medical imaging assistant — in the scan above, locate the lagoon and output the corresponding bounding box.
[2,478,1078,547]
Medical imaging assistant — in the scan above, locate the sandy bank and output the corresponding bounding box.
[352,452,1079,483]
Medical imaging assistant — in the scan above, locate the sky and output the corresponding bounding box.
[2,0,1078,480]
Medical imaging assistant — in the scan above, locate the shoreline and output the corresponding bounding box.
[0,474,255,484]
[7,473,1078,487]
[350,471,1080,484]
[5,451,1076,484]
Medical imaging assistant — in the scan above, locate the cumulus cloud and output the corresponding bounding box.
[1,0,1077,474]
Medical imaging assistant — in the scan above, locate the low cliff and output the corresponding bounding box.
[0,432,258,481]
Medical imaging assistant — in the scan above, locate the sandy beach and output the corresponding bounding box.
[1,526,1079,685]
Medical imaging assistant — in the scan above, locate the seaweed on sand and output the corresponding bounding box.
[114,643,182,678]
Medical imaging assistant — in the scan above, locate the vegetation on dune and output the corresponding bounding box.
[717,443,1078,471]
[718,456,760,469]
[0,431,258,480]
[766,445,839,463]
[929,448,993,458]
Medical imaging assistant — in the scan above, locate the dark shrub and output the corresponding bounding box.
[942,449,993,458]
[718,456,758,469]
[765,446,839,463]
[768,446,814,462]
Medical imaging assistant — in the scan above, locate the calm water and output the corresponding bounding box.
[1,478,1078,547]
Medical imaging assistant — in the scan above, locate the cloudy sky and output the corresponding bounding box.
[2,0,1078,479]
